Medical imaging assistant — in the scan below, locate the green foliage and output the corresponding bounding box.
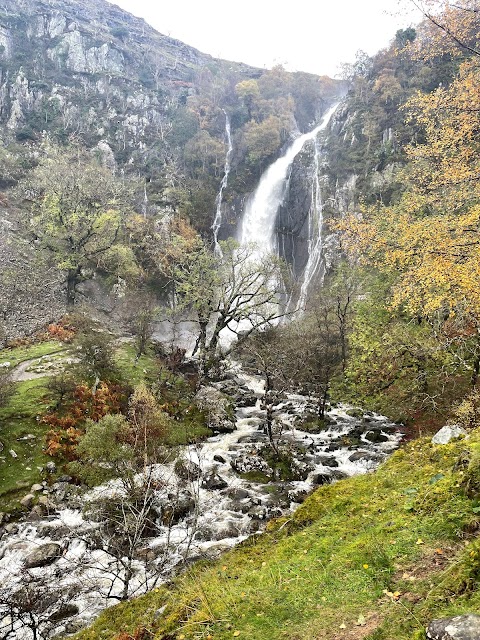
[70,414,133,486]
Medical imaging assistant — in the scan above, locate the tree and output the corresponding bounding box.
[406,0,480,60]
[69,397,194,602]
[20,145,135,308]
[123,289,159,359]
[288,297,344,419]
[239,327,294,453]
[0,572,76,640]
[172,238,285,379]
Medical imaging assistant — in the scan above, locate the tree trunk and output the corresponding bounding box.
[66,268,80,309]
[472,353,480,388]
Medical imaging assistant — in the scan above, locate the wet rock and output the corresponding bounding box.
[364,430,389,443]
[20,494,35,508]
[25,542,62,568]
[4,523,18,534]
[161,492,195,526]
[248,505,267,519]
[30,504,47,518]
[57,475,73,483]
[314,455,339,468]
[213,454,226,464]
[231,454,271,477]
[37,495,57,509]
[432,425,467,445]
[345,407,364,418]
[51,481,72,502]
[426,614,480,639]
[214,523,241,540]
[235,394,258,408]
[201,472,228,491]
[312,473,333,486]
[348,451,382,463]
[174,459,202,481]
[288,489,309,503]
[48,604,79,623]
[64,619,88,634]
[237,433,268,444]
[195,386,236,433]
[225,487,250,500]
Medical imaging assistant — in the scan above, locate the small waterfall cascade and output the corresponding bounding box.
[239,103,338,259]
[212,110,233,254]
[297,136,325,311]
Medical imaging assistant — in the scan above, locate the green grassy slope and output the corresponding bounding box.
[76,429,480,640]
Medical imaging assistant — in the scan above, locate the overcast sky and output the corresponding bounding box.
[108,0,422,77]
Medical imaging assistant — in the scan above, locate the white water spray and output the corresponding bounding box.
[297,136,325,311]
[240,103,338,259]
[213,110,233,254]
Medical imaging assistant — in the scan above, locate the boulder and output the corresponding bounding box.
[25,543,62,568]
[314,455,339,468]
[312,473,332,486]
[364,430,389,443]
[426,614,480,639]
[225,487,250,501]
[30,483,43,492]
[201,472,228,491]
[20,494,35,508]
[195,386,236,433]
[45,461,57,473]
[48,604,79,623]
[174,459,202,481]
[432,425,467,445]
[349,451,382,463]
[161,491,195,526]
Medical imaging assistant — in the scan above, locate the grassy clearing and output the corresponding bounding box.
[0,378,52,509]
[113,343,161,385]
[0,340,67,369]
[0,339,210,509]
[76,429,480,640]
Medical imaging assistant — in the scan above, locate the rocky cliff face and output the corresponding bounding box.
[0,0,258,168]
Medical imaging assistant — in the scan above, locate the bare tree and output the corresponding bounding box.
[0,572,76,640]
[173,238,285,379]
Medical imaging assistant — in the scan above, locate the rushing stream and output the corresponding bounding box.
[0,366,402,637]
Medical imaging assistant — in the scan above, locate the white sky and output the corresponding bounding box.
[108,0,422,77]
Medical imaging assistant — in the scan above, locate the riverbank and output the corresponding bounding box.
[75,426,480,640]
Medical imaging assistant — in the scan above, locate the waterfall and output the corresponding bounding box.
[297,136,324,311]
[239,103,338,261]
[212,110,233,254]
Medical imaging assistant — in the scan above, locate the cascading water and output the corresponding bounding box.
[212,110,233,255]
[240,103,338,262]
[296,135,324,311]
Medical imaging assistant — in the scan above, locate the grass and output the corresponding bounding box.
[0,340,67,369]
[0,378,52,510]
[75,428,480,640]
[114,343,162,385]
[0,339,211,509]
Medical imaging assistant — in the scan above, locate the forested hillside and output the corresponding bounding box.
[1,1,480,639]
